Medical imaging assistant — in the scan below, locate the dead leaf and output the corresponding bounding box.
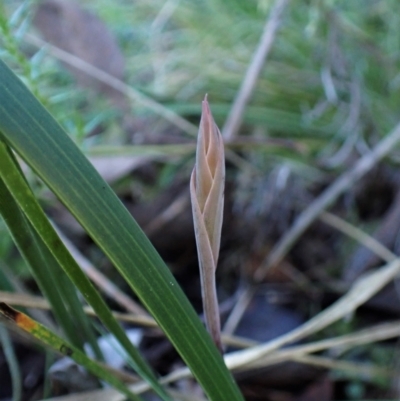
[33,0,125,106]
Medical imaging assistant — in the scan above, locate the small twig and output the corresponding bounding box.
[110,320,400,399]
[222,0,290,140]
[45,319,400,400]
[121,260,400,396]
[24,34,198,137]
[222,286,256,336]
[39,325,397,401]
[319,211,396,263]
[0,263,58,331]
[249,320,400,369]
[144,190,188,236]
[288,355,393,379]
[0,290,255,350]
[255,119,400,280]
[229,257,400,370]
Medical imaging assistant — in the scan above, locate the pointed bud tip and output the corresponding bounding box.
[202,94,211,120]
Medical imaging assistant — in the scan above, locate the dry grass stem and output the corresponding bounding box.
[255,120,400,280]
[24,34,198,137]
[108,320,400,399]
[143,191,189,236]
[53,223,147,315]
[248,320,400,369]
[228,258,400,369]
[6,284,397,366]
[0,291,157,328]
[289,355,393,380]
[319,211,396,262]
[0,265,58,331]
[190,96,225,351]
[223,286,256,336]
[222,0,290,140]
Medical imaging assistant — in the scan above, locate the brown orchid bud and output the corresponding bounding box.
[190,95,225,351]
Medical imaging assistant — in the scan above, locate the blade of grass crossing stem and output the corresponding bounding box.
[0,140,171,401]
[0,60,243,400]
[0,303,143,401]
[0,162,100,355]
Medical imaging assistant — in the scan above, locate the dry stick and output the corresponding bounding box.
[114,208,397,354]
[222,286,256,336]
[101,259,400,399]
[36,256,399,399]
[0,290,255,348]
[143,190,188,236]
[249,320,400,369]
[24,34,198,137]
[319,211,396,263]
[19,212,390,340]
[169,270,400,381]
[227,257,400,370]
[0,265,58,332]
[288,355,392,380]
[117,320,400,399]
[255,120,400,281]
[0,290,156,328]
[222,0,290,140]
[39,323,398,401]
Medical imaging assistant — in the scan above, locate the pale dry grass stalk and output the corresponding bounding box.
[190,95,225,352]
[255,119,400,279]
[226,257,400,370]
[99,320,400,400]
[0,290,255,347]
[222,0,290,140]
[24,34,198,137]
[319,210,396,262]
[53,223,147,316]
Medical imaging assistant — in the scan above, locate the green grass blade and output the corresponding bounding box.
[0,59,244,400]
[0,148,99,353]
[0,303,143,401]
[0,140,171,401]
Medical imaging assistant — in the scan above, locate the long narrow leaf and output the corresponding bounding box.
[0,303,142,401]
[0,59,244,400]
[0,149,99,354]
[0,140,170,401]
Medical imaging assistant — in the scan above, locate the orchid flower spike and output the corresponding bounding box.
[190,95,225,352]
